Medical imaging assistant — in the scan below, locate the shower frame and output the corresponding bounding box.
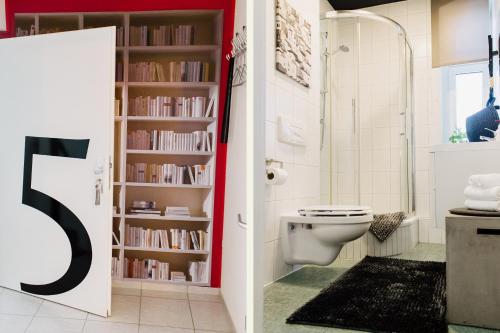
[321,9,416,215]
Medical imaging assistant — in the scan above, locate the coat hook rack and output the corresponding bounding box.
[221,26,247,144]
[226,25,247,87]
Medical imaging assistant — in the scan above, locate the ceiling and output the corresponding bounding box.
[328,0,404,10]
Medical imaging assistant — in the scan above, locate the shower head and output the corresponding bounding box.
[331,45,350,56]
[338,45,350,52]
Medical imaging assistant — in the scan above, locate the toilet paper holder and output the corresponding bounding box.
[265,158,283,168]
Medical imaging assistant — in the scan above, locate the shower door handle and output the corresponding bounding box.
[352,99,356,134]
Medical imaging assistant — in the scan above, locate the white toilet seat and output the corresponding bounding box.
[280,205,374,265]
[298,205,372,217]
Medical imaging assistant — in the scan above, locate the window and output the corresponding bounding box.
[442,62,489,142]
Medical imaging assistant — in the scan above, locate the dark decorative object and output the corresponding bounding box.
[287,256,447,333]
[370,211,406,241]
[465,105,499,142]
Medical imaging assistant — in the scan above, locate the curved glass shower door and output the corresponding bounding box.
[320,16,361,206]
[321,10,415,216]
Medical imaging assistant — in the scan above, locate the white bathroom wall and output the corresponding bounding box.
[264,0,322,284]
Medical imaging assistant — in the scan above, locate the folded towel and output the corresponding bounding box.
[369,212,406,242]
[468,174,500,189]
[464,186,500,201]
[464,199,500,211]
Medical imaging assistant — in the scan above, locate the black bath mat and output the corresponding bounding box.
[287,256,447,333]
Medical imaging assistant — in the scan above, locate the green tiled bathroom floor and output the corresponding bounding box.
[264,243,499,333]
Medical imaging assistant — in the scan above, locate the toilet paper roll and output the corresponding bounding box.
[266,167,288,185]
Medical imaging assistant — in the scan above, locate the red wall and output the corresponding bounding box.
[0,0,235,288]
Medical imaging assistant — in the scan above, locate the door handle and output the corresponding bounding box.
[237,213,247,229]
[94,159,104,206]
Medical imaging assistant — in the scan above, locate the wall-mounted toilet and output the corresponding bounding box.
[280,205,373,266]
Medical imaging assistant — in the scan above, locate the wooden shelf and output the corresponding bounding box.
[124,214,211,222]
[127,82,218,89]
[126,149,214,156]
[128,45,219,53]
[124,246,209,255]
[117,277,209,287]
[127,116,216,124]
[125,182,212,189]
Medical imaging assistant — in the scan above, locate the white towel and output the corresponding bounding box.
[468,174,500,189]
[464,199,500,211]
[464,186,500,201]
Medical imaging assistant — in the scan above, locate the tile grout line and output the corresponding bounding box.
[23,298,43,333]
[187,290,196,332]
[137,285,142,333]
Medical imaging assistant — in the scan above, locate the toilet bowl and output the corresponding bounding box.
[280,205,373,266]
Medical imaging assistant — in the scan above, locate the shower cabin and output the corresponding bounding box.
[320,10,417,258]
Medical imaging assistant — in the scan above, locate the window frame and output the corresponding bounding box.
[441,61,490,142]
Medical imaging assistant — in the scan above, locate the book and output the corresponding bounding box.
[125,224,170,249]
[204,96,215,117]
[171,271,186,282]
[124,257,169,281]
[129,24,193,46]
[129,62,165,82]
[128,129,212,152]
[188,260,207,282]
[165,206,190,216]
[114,100,121,116]
[111,257,121,278]
[168,61,210,82]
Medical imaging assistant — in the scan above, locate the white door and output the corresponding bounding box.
[0,28,115,316]
[221,0,247,329]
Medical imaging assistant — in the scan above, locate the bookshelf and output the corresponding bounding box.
[15,10,223,287]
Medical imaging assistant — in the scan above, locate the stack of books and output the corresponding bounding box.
[192,165,211,186]
[128,96,214,118]
[129,62,165,82]
[111,257,121,278]
[16,25,35,37]
[171,271,186,282]
[126,130,150,150]
[169,61,210,82]
[173,25,195,45]
[125,225,170,249]
[127,130,214,153]
[126,163,211,186]
[129,201,161,216]
[124,257,169,281]
[189,261,207,283]
[165,206,190,217]
[169,229,207,251]
[129,24,194,46]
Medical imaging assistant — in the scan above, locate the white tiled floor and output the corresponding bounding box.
[0,283,235,333]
